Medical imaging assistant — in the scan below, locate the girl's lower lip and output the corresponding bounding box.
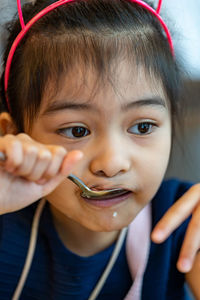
[81,191,132,208]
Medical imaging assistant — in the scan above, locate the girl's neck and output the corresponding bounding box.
[50,204,119,257]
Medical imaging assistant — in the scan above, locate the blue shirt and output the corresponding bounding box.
[0,179,193,299]
[0,197,132,299]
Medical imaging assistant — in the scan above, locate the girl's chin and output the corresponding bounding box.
[48,192,138,232]
[79,212,133,233]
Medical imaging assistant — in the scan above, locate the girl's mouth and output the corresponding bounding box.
[68,174,130,202]
[81,190,132,208]
[81,187,130,200]
[68,174,132,207]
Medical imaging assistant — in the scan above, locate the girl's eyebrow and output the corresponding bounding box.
[42,100,98,115]
[122,97,167,111]
[42,96,166,115]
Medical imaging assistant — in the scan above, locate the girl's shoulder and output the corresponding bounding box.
[0,202,39,244]
[158,178,193,200]
[0,203,39,297]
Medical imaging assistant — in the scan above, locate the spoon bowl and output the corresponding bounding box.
[68,174,127,200]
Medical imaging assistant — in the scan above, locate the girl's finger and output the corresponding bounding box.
[13,146,38,176]
[60,150,83,175]
[42,146,67,178]
[37,149,83,184]
[176,205,200,273]
[151,184,200,243]
[26,149,52,181]
[0,135,23,172]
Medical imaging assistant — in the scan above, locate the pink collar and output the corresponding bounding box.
[125,203,152,300]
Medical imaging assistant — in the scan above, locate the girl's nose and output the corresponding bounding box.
[89,138,131,178]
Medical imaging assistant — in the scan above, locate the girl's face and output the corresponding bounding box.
[29,62,171,232]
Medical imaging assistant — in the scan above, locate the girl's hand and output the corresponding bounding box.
[151,184,200,273]
[0,133,83,215]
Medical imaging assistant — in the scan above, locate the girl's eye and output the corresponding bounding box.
[58,126,90,139]
[128,122,156,135]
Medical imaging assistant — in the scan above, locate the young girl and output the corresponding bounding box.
[0,0,200,299]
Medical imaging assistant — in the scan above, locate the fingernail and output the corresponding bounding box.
[152,230,165,242]
[178,259,191,273]
[74,151,84,160]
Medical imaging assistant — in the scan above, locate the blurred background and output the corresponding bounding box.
[0,1,199,299]
[0,0,200,182]
[162,0,200,183]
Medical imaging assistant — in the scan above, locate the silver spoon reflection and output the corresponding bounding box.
[68,174,127,200]
[0,151,126,200]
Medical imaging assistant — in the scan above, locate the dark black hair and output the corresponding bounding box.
[0,0,182,132]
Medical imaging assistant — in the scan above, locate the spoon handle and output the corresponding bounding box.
[68,174,90,193]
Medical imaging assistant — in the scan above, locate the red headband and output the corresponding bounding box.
[4,0,173,111]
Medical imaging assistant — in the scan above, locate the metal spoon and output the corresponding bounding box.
[68,174,127,200]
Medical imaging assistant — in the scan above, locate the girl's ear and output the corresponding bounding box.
[0,112,18,135]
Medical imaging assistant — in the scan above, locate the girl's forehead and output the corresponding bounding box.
[41,61,167,110]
